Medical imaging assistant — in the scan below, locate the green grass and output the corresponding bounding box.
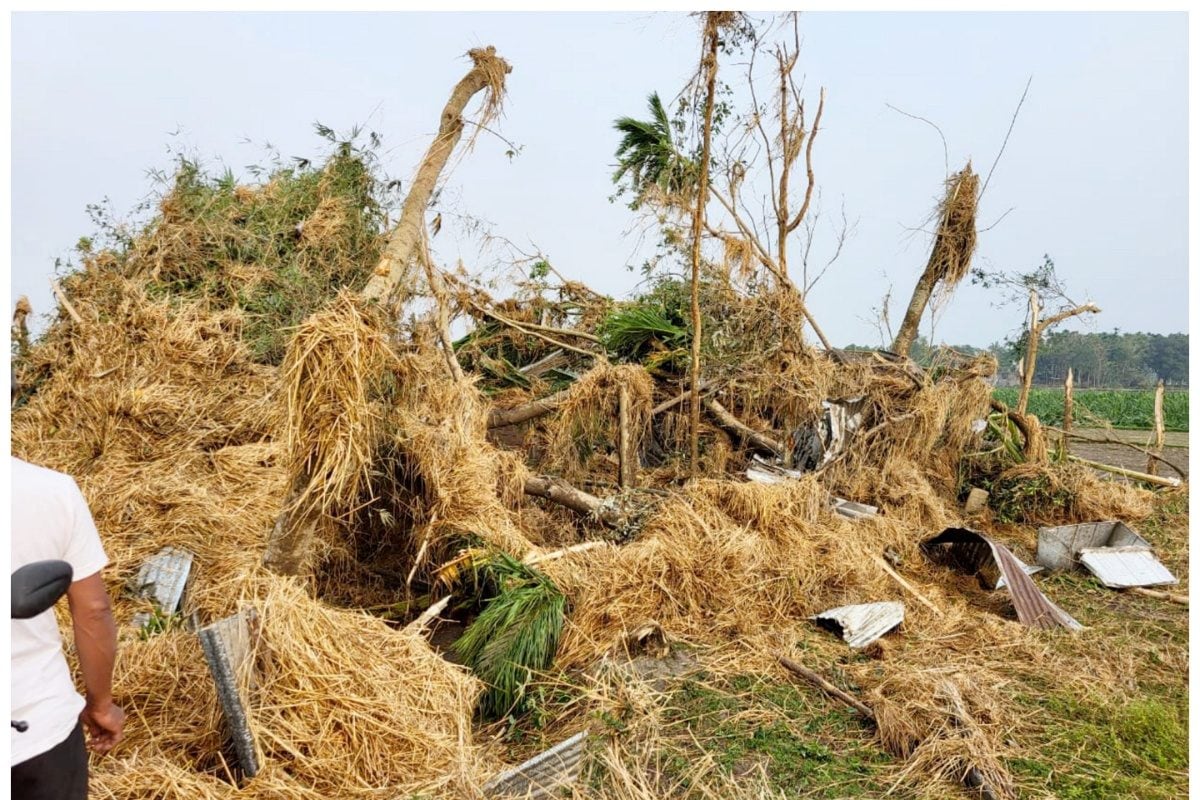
[1008,692,1187,799]
[992,387,1188,432]
[653,672,902,798]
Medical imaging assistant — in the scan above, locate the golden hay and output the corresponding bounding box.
[543,362,655,482]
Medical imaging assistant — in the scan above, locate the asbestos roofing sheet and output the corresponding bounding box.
[1078,546,1178,589]
[1036,521,1150,571]
[812,601,904,648]
[134,546,193,614]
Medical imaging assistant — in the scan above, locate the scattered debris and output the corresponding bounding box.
[812,601,904,648]
[922,528,1082,631]
[483,731,589,799]
[831,497,879,520]
[790,397,866,471]
[1124,586,1188,606]
[992,563,1043,591]
[198,608,261,780]
[1078,547,1177,589]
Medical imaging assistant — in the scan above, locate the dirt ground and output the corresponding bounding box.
[1058,428,1188,482]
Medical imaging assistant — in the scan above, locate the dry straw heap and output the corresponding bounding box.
[11,44,1175,800]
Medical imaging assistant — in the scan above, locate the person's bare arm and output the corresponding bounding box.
[67,572,124,753]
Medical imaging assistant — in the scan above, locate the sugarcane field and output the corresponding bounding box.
[7,11,1190,800]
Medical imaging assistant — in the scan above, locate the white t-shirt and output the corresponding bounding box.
[10,457,108,766]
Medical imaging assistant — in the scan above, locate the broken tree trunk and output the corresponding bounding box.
[522,475,626,528]
[703,397,784,456]
[360,47,511,305]
[1017,295,1100,415]
[488,389,570,428]
[265,47,510,577]
[891,165,979,357]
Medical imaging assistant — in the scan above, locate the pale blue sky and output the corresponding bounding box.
[10,11,1189,347]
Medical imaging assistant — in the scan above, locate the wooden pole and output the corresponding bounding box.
[618,382,636,489]
[1148,379,1165,475]
[1062,367,1073,458]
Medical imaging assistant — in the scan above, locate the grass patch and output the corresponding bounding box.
[655,672,900,798]
[1009,692,1187,799]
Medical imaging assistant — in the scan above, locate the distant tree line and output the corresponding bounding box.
[845,331,1188,389]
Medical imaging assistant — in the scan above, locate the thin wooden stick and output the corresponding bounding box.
[51,280,83,324]
[703,397,784,456]
[871,554,945,617]
[524,541,606,567]
[778,656,876,720]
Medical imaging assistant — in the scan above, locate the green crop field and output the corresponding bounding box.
[992,387,1189,432]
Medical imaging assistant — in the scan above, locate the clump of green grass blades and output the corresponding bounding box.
[454,553,566,720]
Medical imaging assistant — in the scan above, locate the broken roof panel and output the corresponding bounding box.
[812,601,904,648]
[1078,546,1178,589]
[1036,521,1150,571]
[923,528,1082,632]
[134,546,193,614]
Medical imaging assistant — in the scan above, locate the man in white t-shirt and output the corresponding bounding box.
[11,456,125,799]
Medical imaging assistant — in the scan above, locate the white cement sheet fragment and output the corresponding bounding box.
[812,601,904,648]
[1078,547,1178,589]
[484,731,588,798]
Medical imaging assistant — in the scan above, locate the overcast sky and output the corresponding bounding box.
[10,11,1189,347]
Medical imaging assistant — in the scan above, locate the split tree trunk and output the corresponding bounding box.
[1016,288,1041,415]
[265,47,510,576]
[360,47,511,305]
[1061,367,1073,457]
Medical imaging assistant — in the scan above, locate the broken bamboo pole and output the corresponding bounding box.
[1125,586,1188,606]
[420,235,466,385]
[1045,425,1186,479]
[523,541,606,567]
[1066,454,1181,488]
[405,595,453,636]
[703,397,784,456]
[618,382,636,489]
[1147,379,1165,475]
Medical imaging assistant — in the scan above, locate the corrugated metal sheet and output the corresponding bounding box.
[923,528,1082,632]
[812,601,904,648]
[484,731,588,798]
[1036,521,1149,571]
[1078,546,1178,589]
